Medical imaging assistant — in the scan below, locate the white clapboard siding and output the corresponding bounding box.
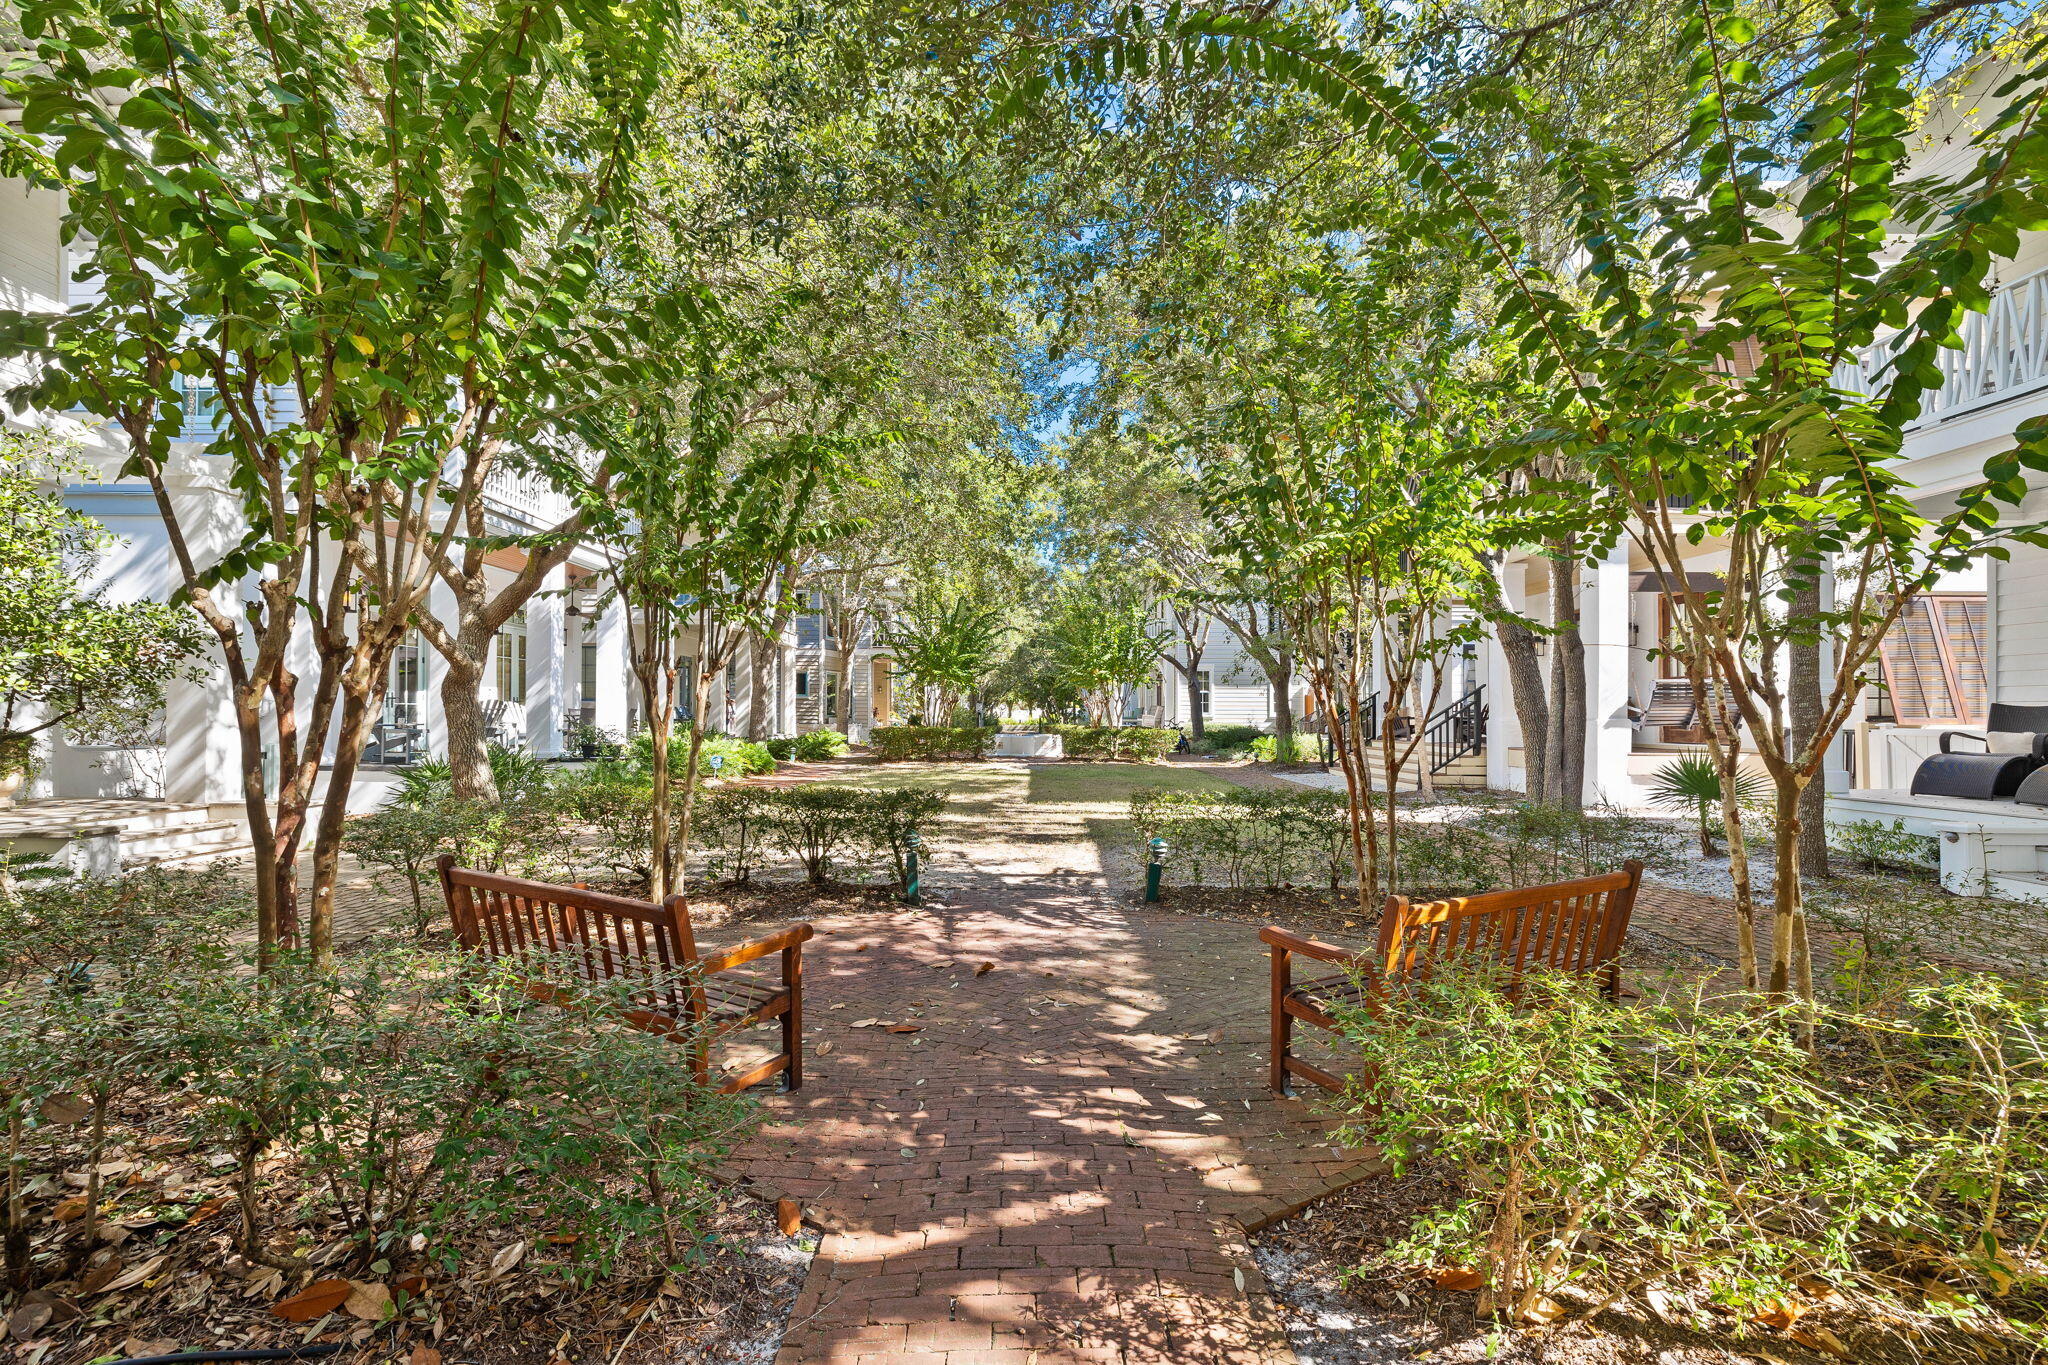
[0,186,65,312]
[1997,539,2048,706]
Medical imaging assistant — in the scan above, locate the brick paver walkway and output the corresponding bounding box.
[720,764,1378,1365]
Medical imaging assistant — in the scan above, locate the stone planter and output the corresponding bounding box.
[992,732,1063,759]
[0,767,21,808]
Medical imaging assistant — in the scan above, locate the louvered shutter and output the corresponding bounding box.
[1877,595,1987,725]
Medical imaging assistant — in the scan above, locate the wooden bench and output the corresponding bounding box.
[1263,861,1643,1096]
[436,857,813,1094]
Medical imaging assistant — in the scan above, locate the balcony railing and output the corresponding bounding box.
[480,466,573,528]
[1834,266,2048,425]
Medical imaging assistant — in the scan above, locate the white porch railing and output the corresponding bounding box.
[1834,266,2048,424]
[480,466,574,528]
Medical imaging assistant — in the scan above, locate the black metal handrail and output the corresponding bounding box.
[1426,686,1488,773]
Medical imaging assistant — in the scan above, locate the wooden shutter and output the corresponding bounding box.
[1877,595,1987,725]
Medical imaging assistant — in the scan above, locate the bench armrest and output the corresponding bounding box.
[1260,925,1371,968]
[699,923,815,976]
[1939,728,1990,754]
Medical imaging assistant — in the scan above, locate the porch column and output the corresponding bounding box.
[1486,558,1530,792]
[1819,557,1854,793]
[421,576,459,760]
[591,597,630,738]
[1583,542,1643,806]
[526,561,567,755]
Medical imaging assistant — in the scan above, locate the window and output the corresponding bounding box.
[496,612,528,703]
[1876,594,1987,725]
[1196,670,1212,715]
[796,670,811,697]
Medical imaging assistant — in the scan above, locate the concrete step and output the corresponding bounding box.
[116,818,249,863]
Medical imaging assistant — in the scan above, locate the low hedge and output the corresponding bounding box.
[870,725,996,761]
[697,784,946,893]
[766,728,850,762]
[1130,787,1352,891]
[1046,725,1177,761]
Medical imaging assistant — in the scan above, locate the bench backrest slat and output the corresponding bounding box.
[1376,860,1641,993]
[437,857,698,1019]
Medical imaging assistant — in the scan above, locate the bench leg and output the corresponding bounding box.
[1270,944,1292,1097]
[782,943,803,1092]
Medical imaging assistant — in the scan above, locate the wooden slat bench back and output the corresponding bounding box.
[436,856,812,1095]
[1264,860,1644,1095]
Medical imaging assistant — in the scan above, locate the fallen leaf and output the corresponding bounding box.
[815,1042,834,1056]
[887,1024,923,1034]
[37,1095,89,1125]
[487,1240,526,1280]
[408,1346,442,1365]
[975,961,995,976]
[186,1195,231,1225]
[396,1274,432,1297]
[7,1303,50,1341]
[344,1281,393,1321]
[1521,1294,1566,1324]
[853,944,870,952]
[1432,1267,1484,1292]
[96,1254,165,1294]
[851,1018,885,1028]
[1753,1298,1806,1330]
[776,1198,802,1236]
[77,1256,123,1295]
[272,1278,351,1322]
[51,1196,89,1223]
[1791,1326,1850,1358]
[122,1339,176,1359]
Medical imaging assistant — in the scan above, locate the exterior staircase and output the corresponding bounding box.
[0,799,252,875]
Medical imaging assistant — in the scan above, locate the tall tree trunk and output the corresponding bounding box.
[1546,546,1587,811]
[838,650,856,736]
[1269,638,1296,755]
[435,633,496,804]
[1185,663,1205,739]
[1497,614,1549,802]
[1788,576,1830,880]
[747,632,775,739]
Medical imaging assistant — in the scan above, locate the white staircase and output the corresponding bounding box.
[0,800,253,875]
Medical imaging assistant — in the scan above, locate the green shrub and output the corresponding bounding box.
[1829,815,1939,874]
[1331,962,2048,1329]
[766,729,850,762]
[696,784,946,895]
[0,878,750,1288]
[1250,732,1320,762]
[623,726,776,779]
[343,800,479,937]
[1046,725,1177,761]
[1196,724,1265,755]
[1130,788,1352,892]
[870,725,996,761]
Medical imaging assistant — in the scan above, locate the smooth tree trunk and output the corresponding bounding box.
[1788,576,1831,880]
[1497,613,1550,803]
[1545,546,1587,810]
[747,631,775,739]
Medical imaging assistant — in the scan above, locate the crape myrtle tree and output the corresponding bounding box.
[0,0,681,966]
[584,375,844,898]
[1202,264,1507,902]
[1129,1,2048,1004]
[1042,577,1167,725]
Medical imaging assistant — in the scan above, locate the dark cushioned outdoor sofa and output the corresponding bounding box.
[1909,703,2048,801]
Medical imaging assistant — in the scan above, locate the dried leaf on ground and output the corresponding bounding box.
[487,1240,526,1280]
[344,1281,393,1321]
[408,1346,442,1365]
[1433,1267,1485,1291]
[7,1303,51,1341]
[272,1278,352,1322]
[51,1196,88,1223]
[975,961,996,976]
[97,1254,166,1294]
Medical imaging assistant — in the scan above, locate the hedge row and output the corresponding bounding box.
[1043,725,1177,761]
[697,784,946,891]
[869,725,997,761]
[1129,788,1352,891]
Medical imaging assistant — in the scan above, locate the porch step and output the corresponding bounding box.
[118,818,252,867]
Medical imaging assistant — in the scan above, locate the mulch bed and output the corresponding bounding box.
[1,1090,813,1365]
[686,880,902,934]
[1253,1172,2032,1365]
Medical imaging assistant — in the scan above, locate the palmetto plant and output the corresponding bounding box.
[877,594,1010,720]
[1649,751,1764,858]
